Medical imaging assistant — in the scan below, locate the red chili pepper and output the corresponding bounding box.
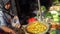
[28,17,36,23]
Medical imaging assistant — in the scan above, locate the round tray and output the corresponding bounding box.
[26,21,50,34]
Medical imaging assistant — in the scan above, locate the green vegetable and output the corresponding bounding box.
[50,30,56,34]
[45,12,52,18]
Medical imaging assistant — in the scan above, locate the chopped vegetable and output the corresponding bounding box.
[26,21,47,34]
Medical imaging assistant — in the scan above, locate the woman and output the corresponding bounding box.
[0,0,20,34]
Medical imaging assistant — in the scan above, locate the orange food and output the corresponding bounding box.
[26,21,47,34]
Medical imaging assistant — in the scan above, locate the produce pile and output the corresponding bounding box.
[26,21,48,34]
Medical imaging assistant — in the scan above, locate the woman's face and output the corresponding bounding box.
[5,3,11,10]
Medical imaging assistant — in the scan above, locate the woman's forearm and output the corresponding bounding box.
[1,26,15,34]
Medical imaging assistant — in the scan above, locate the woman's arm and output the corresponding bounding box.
[0,10,15,34]
[1,26,16,34]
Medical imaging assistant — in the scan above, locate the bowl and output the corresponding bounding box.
[26,21,50,34]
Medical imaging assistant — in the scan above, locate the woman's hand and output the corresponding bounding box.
[9,29,16,34]
[1,26,16,34]
[15,23,20,28]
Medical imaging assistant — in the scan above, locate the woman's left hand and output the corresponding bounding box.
[15,23,21,28]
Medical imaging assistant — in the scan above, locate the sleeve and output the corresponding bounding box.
[0,11,6,28]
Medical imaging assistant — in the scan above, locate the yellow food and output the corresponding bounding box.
[26,21,47,34]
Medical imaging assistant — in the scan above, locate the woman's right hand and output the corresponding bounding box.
[1,26,16,34]
[9,29,16,34]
